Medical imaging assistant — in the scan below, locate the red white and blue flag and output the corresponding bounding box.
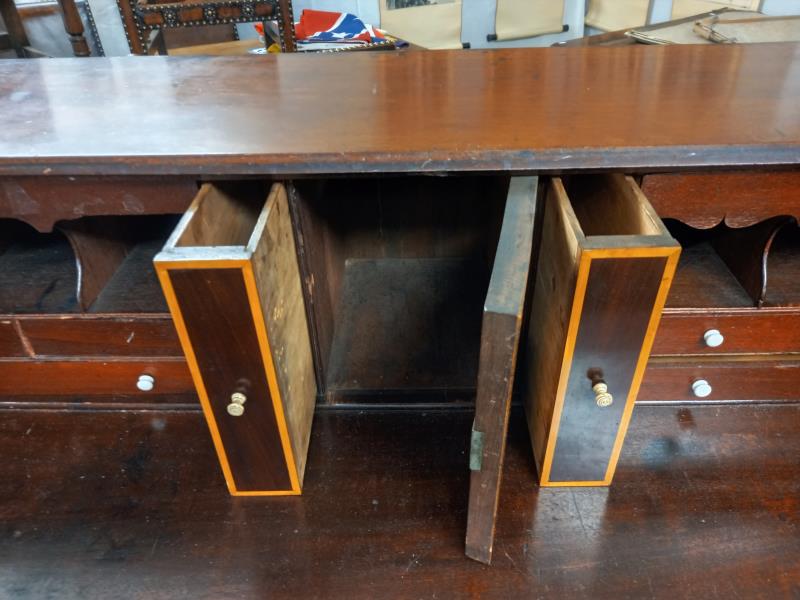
[295,9,386,44]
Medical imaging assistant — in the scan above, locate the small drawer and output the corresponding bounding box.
[154,182,316,496]
[0,358,193,396]
[653,309,800,356]
[522,174,680,486]
[640,360,800,403]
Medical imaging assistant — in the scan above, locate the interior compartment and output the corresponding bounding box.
[290,176,508,403]
[664,217,798,309]
[0,215,179,315]
[763,221,800,307]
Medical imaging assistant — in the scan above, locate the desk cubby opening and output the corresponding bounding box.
[0,215,178,315]
[664,217,798,309]
[289,176,509,404]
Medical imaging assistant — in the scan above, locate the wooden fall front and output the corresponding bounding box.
[0,45,799,565]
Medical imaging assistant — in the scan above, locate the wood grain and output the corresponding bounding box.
[654,308,800,356]
[466,177,536,564]
[642,171,800,229]
[640,359,800,403]
[168,267,294,493]
[0,176,197,232]
[249,184,316,484]
[2,405,800,598]
[1,45,800,176]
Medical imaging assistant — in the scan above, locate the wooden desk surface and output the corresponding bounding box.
[0,44,799,176]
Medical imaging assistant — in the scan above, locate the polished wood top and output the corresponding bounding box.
[1,44,799,176]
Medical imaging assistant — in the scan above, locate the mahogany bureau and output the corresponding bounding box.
[0,44,798,564]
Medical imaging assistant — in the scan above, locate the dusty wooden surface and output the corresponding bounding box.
[0,404,799,598]
[1,44,799,176]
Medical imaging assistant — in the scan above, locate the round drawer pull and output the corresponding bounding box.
[703,329,724,348]
[227,392,247,417]
[692,379,712,398]
[136,374,155,392]
[593,382,613,407]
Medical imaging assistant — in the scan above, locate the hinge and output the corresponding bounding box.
[469,428,484,472]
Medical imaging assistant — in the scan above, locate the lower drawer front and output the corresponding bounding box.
[0,359,193,396]
[653,310,800,356]
[640,360,800,402]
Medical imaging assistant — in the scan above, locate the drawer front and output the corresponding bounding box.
[17,316,182,357]
[0,319,25,357]
[641,171,800,229]
[640,360,800,403]
[654,309,800,356]
[523,175,681,487]
[0,358,193,396]
[155,183,316,496]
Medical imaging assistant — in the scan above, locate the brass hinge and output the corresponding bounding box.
[469,427,484,472]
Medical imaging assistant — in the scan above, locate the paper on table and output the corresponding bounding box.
[379,0,462,49]
[494,0,565,41]
[585,0,651,32]
[672,0,761,19]
[626,9,761,44]
[694,14,800,43]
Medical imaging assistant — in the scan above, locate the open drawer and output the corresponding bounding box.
[154,182,316,496]
[521,174,680,487]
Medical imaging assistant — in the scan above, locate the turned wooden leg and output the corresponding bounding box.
[0,0,30,57]
[56,0,90,56]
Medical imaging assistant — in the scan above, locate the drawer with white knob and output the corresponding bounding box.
[639,360,800,403]
[652,309,800,356]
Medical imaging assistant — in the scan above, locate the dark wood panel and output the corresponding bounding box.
[466,177,536,565]
[169,268,292,492]
[0,358,192,396]
[549,256,667,483]
[643,171,800,229]
[2,404,800,598]
[1,45,800,176]
[325,258,486,397]
[640,360,800,403]
[0,176,196,232]
[654,309,800,356]
[17,315,181,357]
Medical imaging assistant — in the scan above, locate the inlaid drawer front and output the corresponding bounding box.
[640,360,800,403]
[155,182,316,496]
[653,309,800,356]
[522,174,680,487]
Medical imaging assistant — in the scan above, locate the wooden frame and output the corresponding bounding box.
[117,0,295,55]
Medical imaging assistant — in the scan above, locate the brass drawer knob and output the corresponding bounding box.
[692,379,712,398]
[227,392,247,417]
[593,382,613,407]
[703,329,724,348]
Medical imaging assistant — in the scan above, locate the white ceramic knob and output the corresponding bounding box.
[692,379,712,398]
[227,392,247,417]
[136,374,155,392]
[592,382,613,407]
[703,329,724,348]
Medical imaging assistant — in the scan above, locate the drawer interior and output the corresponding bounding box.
[290,176,508,403]
[170,182,267,249]
[561,174,666,238]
